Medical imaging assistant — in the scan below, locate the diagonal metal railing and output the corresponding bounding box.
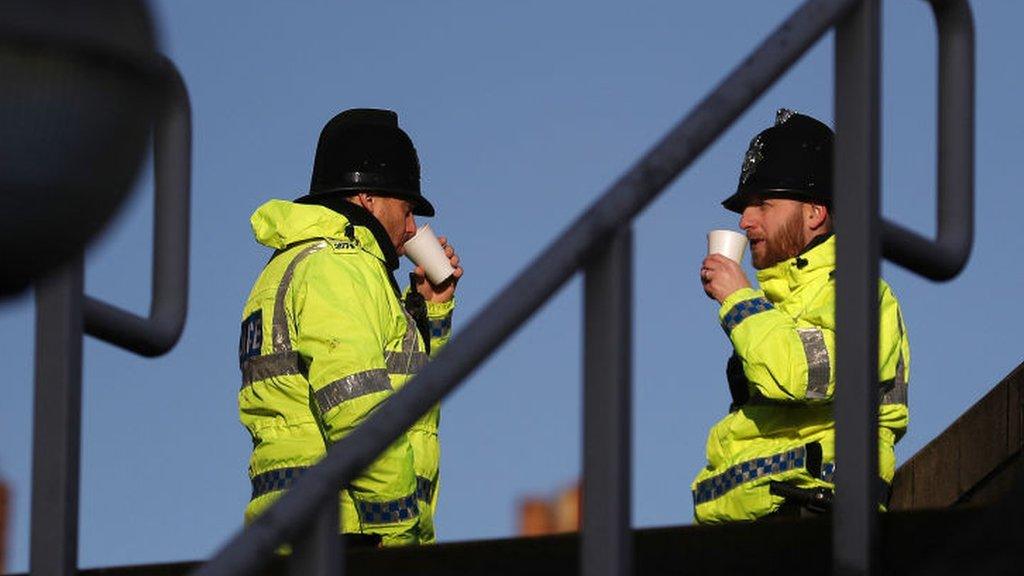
[180,1,970,576]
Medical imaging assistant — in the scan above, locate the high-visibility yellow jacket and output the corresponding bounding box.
[238,199,454,545]
[692,234,909,523]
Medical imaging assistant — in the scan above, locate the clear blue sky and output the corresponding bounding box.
[1,0,1022,570]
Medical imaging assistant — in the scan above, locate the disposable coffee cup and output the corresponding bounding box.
[707,229,747,264]
[404,224,455,285]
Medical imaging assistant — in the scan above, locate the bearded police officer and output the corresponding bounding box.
[238,109,462,545]
[692,109,909,522]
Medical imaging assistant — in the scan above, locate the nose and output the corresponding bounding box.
[406,214,418,238]
[739,206,756,231]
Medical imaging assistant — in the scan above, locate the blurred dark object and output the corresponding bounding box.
[0,476,8,573]
[0,0,162,296]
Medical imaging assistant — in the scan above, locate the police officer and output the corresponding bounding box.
[238,109,462,545]
[692,109,909,522]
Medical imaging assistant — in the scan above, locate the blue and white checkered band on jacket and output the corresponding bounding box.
[721,297,775,333]
[693,446,808,506]
[428,316,452,339]
[250,466,305,500]
[355,493,420,525]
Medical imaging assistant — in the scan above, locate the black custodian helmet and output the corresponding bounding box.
[298,108,435,216]
[721,109,833,214]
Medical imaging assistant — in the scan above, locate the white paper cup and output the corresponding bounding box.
[707,229,748,264]
[404,224,455,285]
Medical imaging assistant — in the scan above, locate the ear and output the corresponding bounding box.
[805,203,829,231]
[353,192,374,210]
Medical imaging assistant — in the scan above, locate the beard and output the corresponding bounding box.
[753,209,806,269]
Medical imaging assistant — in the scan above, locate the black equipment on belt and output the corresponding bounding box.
[769,481,834,514]
[405,272,431,355]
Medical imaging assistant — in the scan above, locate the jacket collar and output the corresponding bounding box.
[249,198,400,271]
[756,232,834,302]
[294,194,400,271]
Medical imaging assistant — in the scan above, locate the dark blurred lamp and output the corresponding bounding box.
[0,0,160,296]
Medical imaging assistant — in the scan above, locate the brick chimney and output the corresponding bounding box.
[517,482,581,536]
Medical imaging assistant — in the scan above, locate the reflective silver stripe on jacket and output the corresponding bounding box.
[241,351,305,389]
[385,307,428,375]
[240,242,326,390]
[416,475,436,503]
[692,446,807,506]
[798,328,831,399]
[721,297,775,334]
[384,350,429,375]
[354,492,419,525]
[314,368,392,415]
[881,310,908,406]
[250,466,307,500]
[272,241,329,353]
[881,353,908,405]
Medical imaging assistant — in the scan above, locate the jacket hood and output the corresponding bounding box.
[756,233,834,302]
[249,199,392,266]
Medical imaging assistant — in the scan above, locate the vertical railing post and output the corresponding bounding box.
[30,256,85,576]
[582,228,633,576]
[833,0,881,575]
[288,500,341,576]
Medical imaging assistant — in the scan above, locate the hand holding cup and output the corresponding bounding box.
[707,229,747,264]
[405,224,462,303]
[701,229,751,304]
[404,224,455,284]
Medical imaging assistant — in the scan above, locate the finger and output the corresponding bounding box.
[706,253,730,266]
[444,245,455,257]
[451,266,464,279]
[437,235,448,246]
[715,254,741,269]
[449,255,460,267]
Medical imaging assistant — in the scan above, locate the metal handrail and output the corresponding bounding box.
[833,2,974,574]
[84,55,192,357]
[3,10,194,355]
[582,229,634,576]
[3,20,193,355]
[833,2,883,573]
[881,0,974,281]
[194,1,974,575]
[27,52,192,576]
[194,2,867,575]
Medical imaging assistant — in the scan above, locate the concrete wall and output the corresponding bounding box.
[890,362,1023,510]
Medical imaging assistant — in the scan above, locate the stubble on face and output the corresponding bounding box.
[753,207,806,269]
[360,195,415,254]
[384,198,415,255]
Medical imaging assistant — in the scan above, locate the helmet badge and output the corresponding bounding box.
[740,135,764,184]
[775,108,796,125]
